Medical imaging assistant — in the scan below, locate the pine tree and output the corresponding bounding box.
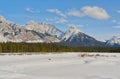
[0,44,2,53]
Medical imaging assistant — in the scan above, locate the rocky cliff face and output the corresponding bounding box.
[0,16,61,43]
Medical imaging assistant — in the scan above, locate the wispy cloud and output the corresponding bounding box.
[56,17,68,23]
[68,24,84,28]
[117,10,120,13]
[112,19,117,23]
[118,22,120,25]
[67,9,84,17]
[46,17,68,24]
[67,6,110,20]
[112,19,120,25]
[25,8,40,14]
[47,9,66,18]
[47,9,68,24]
[113,26,120,29]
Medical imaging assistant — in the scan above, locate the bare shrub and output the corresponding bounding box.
[78,53,110,58]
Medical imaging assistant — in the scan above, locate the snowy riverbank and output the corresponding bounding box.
[0,53,120,79]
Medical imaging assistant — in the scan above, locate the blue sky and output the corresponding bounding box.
[0,0,120,40]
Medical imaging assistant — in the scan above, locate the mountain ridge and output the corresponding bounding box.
[0,16,61,43]
[106,36,120,46]
[0,15,119,46]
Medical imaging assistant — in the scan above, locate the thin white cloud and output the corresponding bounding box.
[117,10,120,13]
[118,22,120,25]
[47,9,66,18]
[26,8,33,13]
[45,17,67,24]
[77,24,84,27]
[46,18,54,22]
[113,26,120,29]
[67,9,84,17]
[68,24,76,27]
[46,9,67,24]
[68,24,84,28]
[82,6,109,19]
[25,8,40,13]
[67,6,109,20]
[112,19,120,25]
[112,20,117,23]
[56,17,68,24]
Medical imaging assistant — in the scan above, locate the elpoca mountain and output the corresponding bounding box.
[62,25,104,46]
[0,15,107,46]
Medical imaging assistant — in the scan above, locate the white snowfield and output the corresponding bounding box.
[0,53,120,79]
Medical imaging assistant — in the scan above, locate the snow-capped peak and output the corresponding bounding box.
[0,16,6,20]
[63,25,83,41]
[0,15,14,24]
[69,25,83,34]
[25,21,63,38]
[106,36,120,45]
[0,16,7,22]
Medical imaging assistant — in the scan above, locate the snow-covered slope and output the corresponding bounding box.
[0,16,61,43]
[63,25,83,41]
[0,35,7,42]
[25,21,63,38]
[0,16,42,42]
[62,25,103,46]
[106,36,120,46]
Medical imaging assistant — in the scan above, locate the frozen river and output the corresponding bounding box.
[0,53,120,79]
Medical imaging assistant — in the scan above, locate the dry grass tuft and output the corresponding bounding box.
[78,53,116,58]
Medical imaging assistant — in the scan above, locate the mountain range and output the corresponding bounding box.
[0,15,120,46]
[106,36,120,46]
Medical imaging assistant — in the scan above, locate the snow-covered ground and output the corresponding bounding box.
[0,53,120,79]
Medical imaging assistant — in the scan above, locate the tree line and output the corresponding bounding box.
[0,42,120,53]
